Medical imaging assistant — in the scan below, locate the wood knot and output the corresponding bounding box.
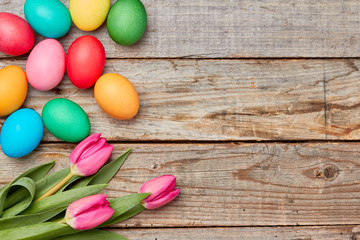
[315,165,339,181]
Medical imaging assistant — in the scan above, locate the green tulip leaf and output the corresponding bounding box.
[35,168,71,198]
[70,148,132,190]
[0,222,77,240]
[101,193,149,227]
[102,203,146,227]
[0,161,54,215]
[1,177,36,218]
[21,184,107,215]
[4,168,70,209]
[0,206,66,231]
[89,148,132,185]
[51,229,128,240]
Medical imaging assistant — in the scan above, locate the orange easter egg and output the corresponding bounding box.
[0,65,28,117]
[94,73,139,120]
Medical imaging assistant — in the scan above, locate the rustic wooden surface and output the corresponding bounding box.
[1,0,360,239]
[110,226,360,240]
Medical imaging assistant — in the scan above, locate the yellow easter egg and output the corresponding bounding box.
[0,65,28,117]
[94,73,139,120]
[70,0,110,31]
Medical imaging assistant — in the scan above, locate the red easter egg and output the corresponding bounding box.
[0,12,35,56]
[66,35,106,89]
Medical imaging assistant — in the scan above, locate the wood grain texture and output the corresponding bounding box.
[325,60,360,140]
[2,142,360,226]
[0,59,329,141]
[1,0,360,58]
[109,226,359,240]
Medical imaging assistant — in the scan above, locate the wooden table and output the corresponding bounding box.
[1,0,360,239]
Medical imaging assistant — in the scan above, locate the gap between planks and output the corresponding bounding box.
[40,139,360,144]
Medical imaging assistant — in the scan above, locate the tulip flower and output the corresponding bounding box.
[36,133,113,201]
[70,133,114,176]
[65,194,114,230]
[139,175,180,209]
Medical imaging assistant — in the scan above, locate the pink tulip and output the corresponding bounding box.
[70,133,113,176]
[65,194,114,230]
[139,175,180,209]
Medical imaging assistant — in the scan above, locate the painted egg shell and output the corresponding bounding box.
[66,35,105,89]
[24,0,71,38]
[0,12,35,56]
[70,0,110,31]
[107,0,147,46]
[42,98,90,142]
[0,109,43,158]
[26,39,65,91]
[94,73,139,120]
[0,66,27,117]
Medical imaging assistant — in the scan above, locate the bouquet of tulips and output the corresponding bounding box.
[0,133,180,240]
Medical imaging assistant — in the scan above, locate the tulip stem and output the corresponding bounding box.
[35,172,74,202]
[56,218,66,224]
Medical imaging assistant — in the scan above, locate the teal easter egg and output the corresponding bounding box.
[0,109,43,158]
[42,98,90,142]
[107,0,147,46]
[24,0,71,38]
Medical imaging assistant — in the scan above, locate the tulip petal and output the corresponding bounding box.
[151,179,176,202]
[71,205,114,230]
[66,194,108,218]
[70,133,101,164]
[73,145,114,176]
[139,175,176,202]
[82,138,107,159]
[143,188,180,210]
[65,194,114,230]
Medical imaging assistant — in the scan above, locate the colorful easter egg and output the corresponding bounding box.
[94,73,139,120]
[26,39,65,91]
[70,0,111,31]
[24,0,71,38]
[66,35,105,89]
[0,66,28,117]
[0,109,43,158]
[42,98,90,142]
[0,12,34,56]
[107,0,147,46]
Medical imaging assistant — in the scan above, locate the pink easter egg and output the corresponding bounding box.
[26,39,65,91]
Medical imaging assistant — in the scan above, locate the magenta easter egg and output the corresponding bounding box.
[66,35,105,89]
[26,39,65,91]
[0,12,35,56]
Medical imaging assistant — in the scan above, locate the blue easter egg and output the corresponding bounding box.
[24,0,71,38]
[0,108,44,158]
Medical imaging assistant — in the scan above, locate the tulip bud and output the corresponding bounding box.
[70,133,114,176]
[65,194,114,230]
[139,175,180,209]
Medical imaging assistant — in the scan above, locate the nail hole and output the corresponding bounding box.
[54,88,62,95]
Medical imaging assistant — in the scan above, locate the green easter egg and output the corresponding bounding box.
[106,0,147,46]
[42,98,90,142]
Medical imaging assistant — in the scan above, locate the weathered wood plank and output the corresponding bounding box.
[326,60,360,139]
[109,226,358,240]
[1,142,360,226]
[1,0,360,58]
[0,59,329,141]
